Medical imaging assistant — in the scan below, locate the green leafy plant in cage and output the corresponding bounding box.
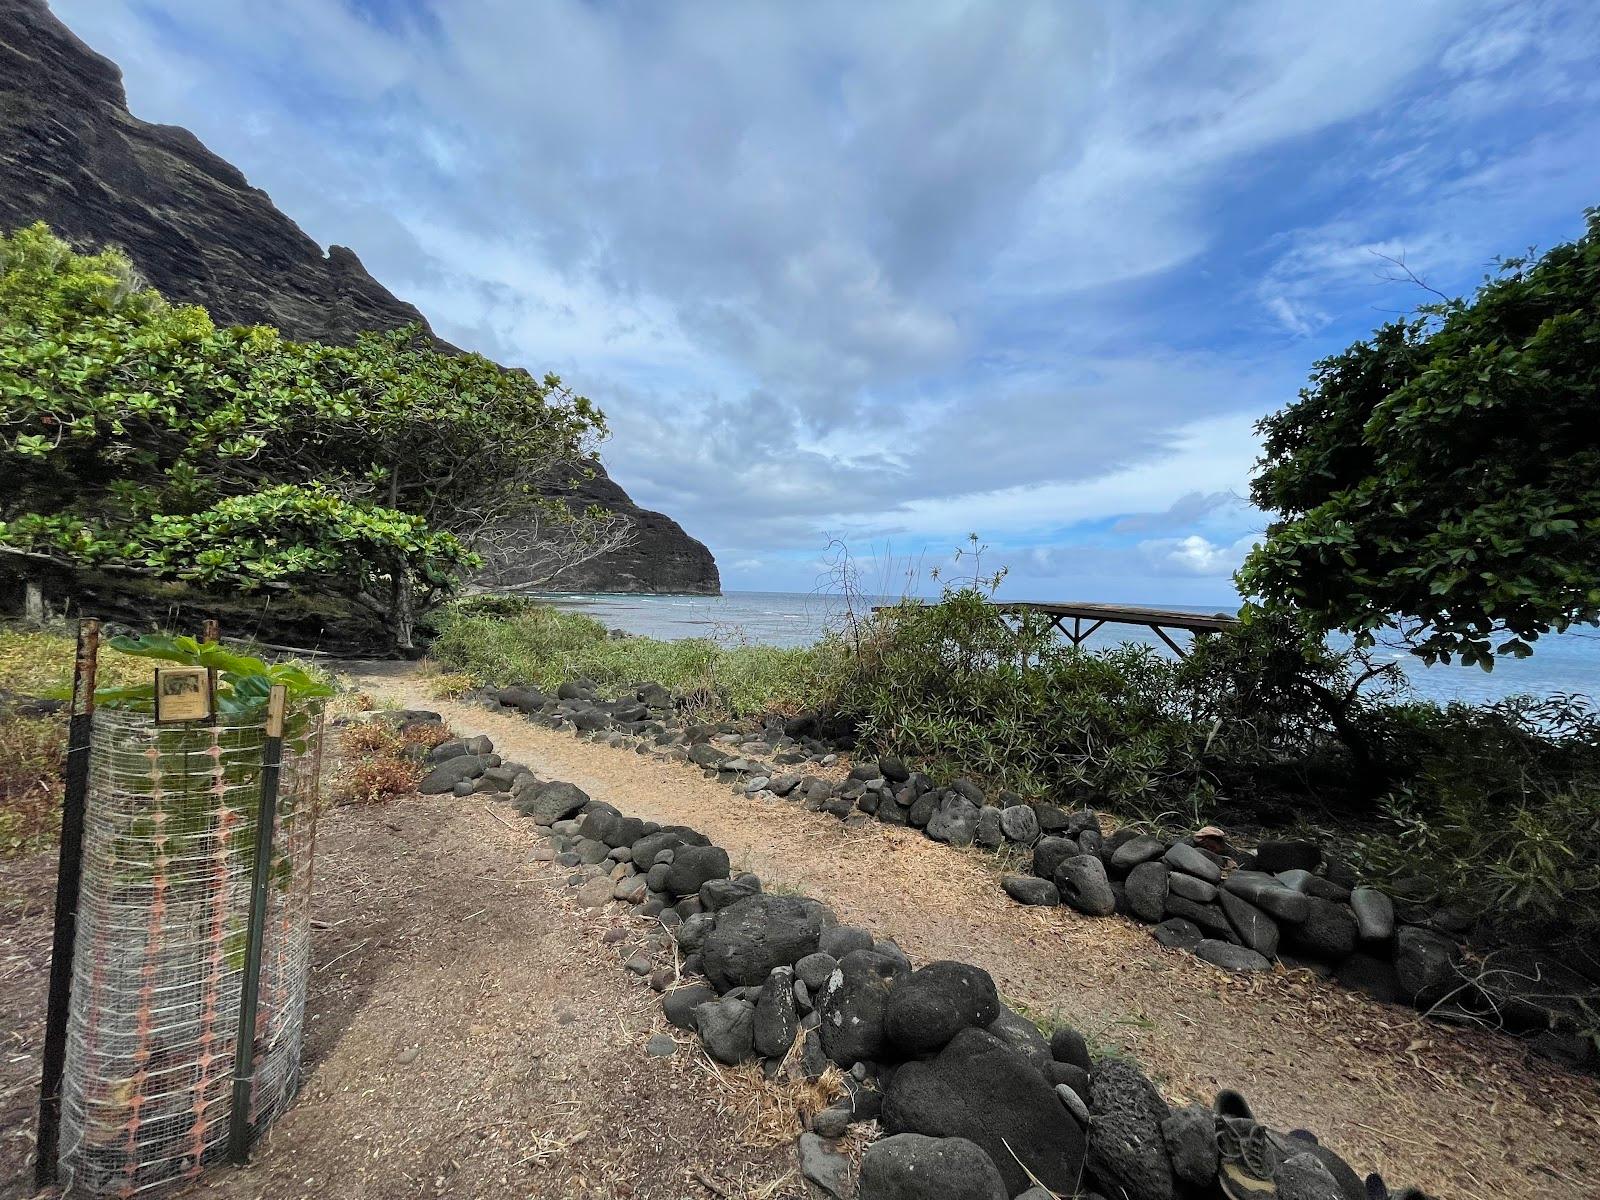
[89,635,333,896]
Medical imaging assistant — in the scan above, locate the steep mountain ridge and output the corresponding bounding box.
[0,0,718,595]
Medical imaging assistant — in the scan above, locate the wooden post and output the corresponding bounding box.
[35,619,100,1186]
[201,619,220,702]
[229,685,287,1164]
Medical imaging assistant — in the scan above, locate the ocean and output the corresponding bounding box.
[537,589,1599,709]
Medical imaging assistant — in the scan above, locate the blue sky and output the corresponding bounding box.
[53,0,1600,602]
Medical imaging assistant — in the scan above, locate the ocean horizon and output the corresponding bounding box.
[530,588,1600,710]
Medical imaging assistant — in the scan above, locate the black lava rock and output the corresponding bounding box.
[1152,918,1203,951]
[882,1028,1086,1197]
[818,948,910,1066]
[754,966,799,1058]
[1002,875,1061,906]
[1033,836,1080,881]
[1125,861,1169,924]
[665,845,731,898]
[1050,1026,1092,1071]
[663,982,716,1030]
[1087,1058,1175,1200]
[1054,854,1117,916]
[1195,939,1272,973]
[514,779,590,823]
[858,1133,1007,1200]
[1285,896,1357,962]
[694,996,755,1064]
[701,894,831,990]
[885,960,1001,1055]
[1394,926,1461,1006]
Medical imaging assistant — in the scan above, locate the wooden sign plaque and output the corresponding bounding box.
[154,666,214,724]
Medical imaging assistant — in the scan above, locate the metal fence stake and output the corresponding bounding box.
[35,618,100,1187]
[229,684,287,1164]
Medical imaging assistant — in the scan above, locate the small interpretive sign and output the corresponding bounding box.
[154,666,213,724]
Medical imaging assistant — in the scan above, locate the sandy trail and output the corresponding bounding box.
[0,790,807,1200]
[358,672,1600,1200]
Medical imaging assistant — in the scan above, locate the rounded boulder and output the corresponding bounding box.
[882,1027,1086,1197]
[859,1134,1007,1200]
[701,893,831,990]
[818,948,911,1066]
[1054,854,1117,917]
[885,960,1001,1055]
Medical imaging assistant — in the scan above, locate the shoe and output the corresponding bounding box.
[1217,1121,1299,1198]
[1215,1092,1299,1200]
[1214,1089,1255,1121]
[1214,1092,1364,1200]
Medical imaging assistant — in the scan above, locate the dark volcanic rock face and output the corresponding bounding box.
[0,0,428,345]
[559,468,719,595]
[0,0,719,597]
[479,464,721,595]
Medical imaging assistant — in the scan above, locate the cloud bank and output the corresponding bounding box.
[54,0,1600,601]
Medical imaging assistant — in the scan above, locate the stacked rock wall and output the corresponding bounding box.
[468,679,1600,1074]
[426,701,1429,1199]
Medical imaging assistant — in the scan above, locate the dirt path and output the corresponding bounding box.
[2,794,806,1200]
[363,677,1600,1200]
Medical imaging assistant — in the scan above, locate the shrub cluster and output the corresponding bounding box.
[331,719,451,805]
[828,591,1206,810]
[1356,693,1600,940]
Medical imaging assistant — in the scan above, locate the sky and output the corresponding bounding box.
[51,0,1600,603]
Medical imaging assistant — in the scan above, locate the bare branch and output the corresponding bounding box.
[1369,248,1451,303]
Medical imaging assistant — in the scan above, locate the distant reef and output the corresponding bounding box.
[0,0,719,597]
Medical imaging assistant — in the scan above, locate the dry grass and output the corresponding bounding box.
[0,713,67,855]
[329,719,450,805]
[427,669,477,700]
[695,1039,849,1149]
[0,624,149,696]
[0,625,148,858]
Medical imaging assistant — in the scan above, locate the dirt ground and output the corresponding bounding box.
[5,672,1598,1200]
[0,793,809,1200]
[355,678,1600,1200]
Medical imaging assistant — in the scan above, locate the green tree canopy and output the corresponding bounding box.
[1240,208,1600,668]
[0,222,614,648]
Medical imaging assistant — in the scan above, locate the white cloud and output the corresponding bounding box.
[1139,533,1260,578]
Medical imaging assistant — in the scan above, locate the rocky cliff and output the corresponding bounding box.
[0,0,719,596]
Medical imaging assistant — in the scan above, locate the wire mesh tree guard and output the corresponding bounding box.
[48,680,323,1196]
